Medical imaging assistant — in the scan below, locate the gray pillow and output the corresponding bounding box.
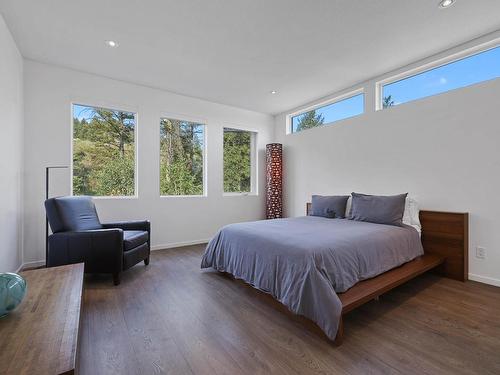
[311,195,350,219]
[350,192,407,226]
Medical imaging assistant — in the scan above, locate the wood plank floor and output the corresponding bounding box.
[79,244,500,375]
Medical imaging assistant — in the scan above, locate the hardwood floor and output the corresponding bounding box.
[79,244,500,375]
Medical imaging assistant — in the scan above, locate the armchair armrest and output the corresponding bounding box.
[47,229,124,273]
[102,220,150,233]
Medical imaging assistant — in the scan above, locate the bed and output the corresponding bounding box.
[201,204,468,344]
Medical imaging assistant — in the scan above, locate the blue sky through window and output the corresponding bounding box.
[291,93,364,132]
[291,46,499,133]
[383,46,500,107]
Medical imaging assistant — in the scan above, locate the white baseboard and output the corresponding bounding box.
[151,239,209,251]
[17,260,46,272]
[469,273,500,287]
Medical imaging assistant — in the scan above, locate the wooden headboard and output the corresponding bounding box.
[419,210,468,281]
[305,203,468,281]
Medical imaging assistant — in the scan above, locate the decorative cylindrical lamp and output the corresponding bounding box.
[266,143,283,219]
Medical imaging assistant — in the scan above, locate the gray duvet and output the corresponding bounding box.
[201,216,424,340]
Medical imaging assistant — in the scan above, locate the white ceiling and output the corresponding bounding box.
[1,0,499,114]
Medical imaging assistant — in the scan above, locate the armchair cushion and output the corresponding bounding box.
[45,196,102,232]
[102,220,150,232]
[123,230,149,251]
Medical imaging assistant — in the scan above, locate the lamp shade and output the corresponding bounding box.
[266,143,283,219]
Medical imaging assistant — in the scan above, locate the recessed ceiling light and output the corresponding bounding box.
[439,0,455,9]
[105,40,119,48]
[270,90,277,95]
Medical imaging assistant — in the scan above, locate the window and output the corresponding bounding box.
[223,128,256,194]
[160,118,205,196]
[72,104,136,197]
[380,45,500,109]
[290,92,364,133]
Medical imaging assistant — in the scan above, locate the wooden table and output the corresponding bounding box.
[0,263,84,375]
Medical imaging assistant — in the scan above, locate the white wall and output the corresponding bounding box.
[0,15,23,272]
[23,61,273,264]
[275,35,500,286]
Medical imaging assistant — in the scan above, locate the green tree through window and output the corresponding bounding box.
[295,110,325,132]
[73,104,135,196]
[223,128,253,193]
[160,118,204,195]
[290,93,364,133]
[382,95,395,108]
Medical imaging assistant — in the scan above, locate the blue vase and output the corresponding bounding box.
[0,273,27,318]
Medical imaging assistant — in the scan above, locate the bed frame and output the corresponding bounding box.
[222,204,469,346]
[309,203,468,344]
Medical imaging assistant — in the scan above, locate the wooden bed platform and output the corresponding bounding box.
[308,203,468,344]
[339,253,445,314]
[225,204,469,346]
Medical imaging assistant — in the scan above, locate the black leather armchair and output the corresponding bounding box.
[45,196,150,285]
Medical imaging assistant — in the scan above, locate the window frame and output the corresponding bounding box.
[376,38,500,111]
[222,126,258,197]
[158,112,208,198]
[286,88,365,135]
[70,100,139,199]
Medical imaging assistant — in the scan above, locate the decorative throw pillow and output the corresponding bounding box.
[311,195,350,218]
[350,192,407,226]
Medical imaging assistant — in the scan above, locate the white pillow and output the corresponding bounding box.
[345,196,352,217]
[345,195,421,233]
[403,196,421,233]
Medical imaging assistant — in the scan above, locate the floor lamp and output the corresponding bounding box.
[45,166,69,266]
